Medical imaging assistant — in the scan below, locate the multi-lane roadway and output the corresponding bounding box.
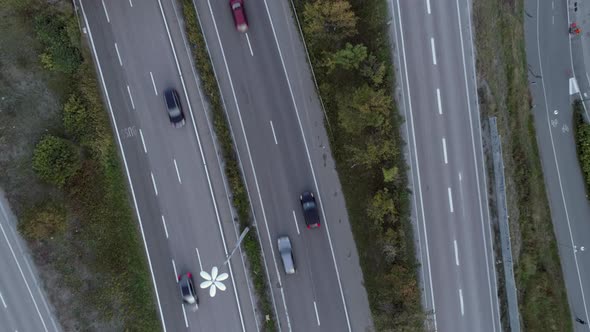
[193,0,373,330]
[78,0,259,330]
[390,0,502,331]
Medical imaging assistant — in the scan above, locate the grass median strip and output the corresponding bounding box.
[179,1,276,330]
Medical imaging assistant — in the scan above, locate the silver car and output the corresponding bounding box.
[178,272,198,310]
[277,236,295,275]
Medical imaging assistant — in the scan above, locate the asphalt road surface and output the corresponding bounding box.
[0,191,61,332]
[390,0,502,331]
[77,0,260,330]
[525,0,590,329]
[191,0,373,330]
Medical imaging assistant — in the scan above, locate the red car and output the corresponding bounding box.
[230,0,248,32]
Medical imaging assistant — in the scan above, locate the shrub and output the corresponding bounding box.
[574,99,590,190]
[34,9,82,74]
[32,135,80,187]
[19,200,67,241]
[63,93,93,142]
[302,0,358,50]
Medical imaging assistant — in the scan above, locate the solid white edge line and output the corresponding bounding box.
[173,159,182,183]
[126,85,135,110]
[78,3,167,330]
[0,292,6,308]
[245,33,254,56]
[170,0,260,328]
[114,42,122,66]
[150,172,158,196]
[448,187,454,213]
[442,137,448,164]
[172,259,178,281]
[458,0,501,329]
[195,248,203,272]
[393,0,437,329]
[292,211,300,235]
[431,37,437,65]
[101,0,110,23]
[436,88,443,114]
[161,215,169,239]
[426,0,431,14]
[454,240,459,266]
[181,304,189,327]
[545,0,590,321]
[204,0,290,330]
[313,301,320,326]
[270,120,278,145]
[150,72,158,95]
[0,211,48,331]
[155,1,246,329]
[139,129,147,153]
[459,288,464,316]
[260,0,352,329]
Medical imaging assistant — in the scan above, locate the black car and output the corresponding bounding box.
[178,272,198,310]
[164,88,186,128]
[300,191,320,229]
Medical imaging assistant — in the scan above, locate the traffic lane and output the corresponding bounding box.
[0,234,48,332]
[537,17,590,320]
[241,119,349,331]
[399,2,499,331]
[79,2,194,329]
[153,134,246,331]
[204,0,351,326]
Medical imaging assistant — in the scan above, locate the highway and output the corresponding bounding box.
[77,0,259,330]
[0,191,61,332]
[191,0,373,330]
[524,0,590,329]
[390,0,502,331]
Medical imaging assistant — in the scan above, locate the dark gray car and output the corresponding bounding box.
[278,236,295,275]
[164,88,186,128]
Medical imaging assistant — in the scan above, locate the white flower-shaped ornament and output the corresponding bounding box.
[200,266,229,297]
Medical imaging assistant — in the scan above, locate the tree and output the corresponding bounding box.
[348,137,396,169]
[63,93,93,142]
[34,10,82,74]
[32,135,81,188]
[303,0,358,50]
[360,54,387,87]
[367,188,396,228]
[338,85,392,136]
[324,43,367,72]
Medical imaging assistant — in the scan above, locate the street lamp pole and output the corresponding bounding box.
[224,227,250,266]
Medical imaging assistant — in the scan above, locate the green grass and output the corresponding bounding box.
[473,0,571,330]
[179,0,276,330]
[0,0,160,330]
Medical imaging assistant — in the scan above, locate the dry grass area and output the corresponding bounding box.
[473,0,571,330]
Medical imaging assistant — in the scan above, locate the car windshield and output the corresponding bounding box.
[232,2,241,10]
[169,106,181,118]
[181,283,190,296]
[303,201,316,210]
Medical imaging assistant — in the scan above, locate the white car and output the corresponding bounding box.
[277,236,295,275]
